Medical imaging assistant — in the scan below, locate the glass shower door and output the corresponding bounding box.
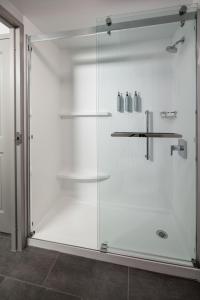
[97,14,197,265]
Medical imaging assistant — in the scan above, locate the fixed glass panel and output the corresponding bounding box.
[29,33,99,249]
[97,15,196,265]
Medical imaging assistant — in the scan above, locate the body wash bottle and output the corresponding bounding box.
[125,92,132,112]
[117,92,124,112]
[134,91,141,112]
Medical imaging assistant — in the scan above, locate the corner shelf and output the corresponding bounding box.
[57,172,110,182]
[59,112,112,119]
[160,111,177,119]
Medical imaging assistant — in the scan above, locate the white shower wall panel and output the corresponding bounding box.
[59,44,98,204]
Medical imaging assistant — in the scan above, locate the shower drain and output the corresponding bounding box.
[156,229,168,239]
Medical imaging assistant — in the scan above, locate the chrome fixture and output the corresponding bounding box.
[145,110,150,160]
[160,111,177,119]
[106,16,112,35]
[166,37,185,53]
[15,132,23,146]
[156,229,168,239]
[171,139,187,159]
[179,5,187,27]
[100,242,108,253]
[145,110,153,161]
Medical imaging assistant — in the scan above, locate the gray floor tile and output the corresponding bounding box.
[0,236,11,251]
[44,253,128,300]
[129,268,200,300]
[0,238,57,284]
[0,275,4,284]
[0,278,80,300]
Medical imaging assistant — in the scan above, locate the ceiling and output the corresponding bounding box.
[9,0,192,33]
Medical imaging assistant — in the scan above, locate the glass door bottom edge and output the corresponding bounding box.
[29,235,193,268]
[106,246,193,267]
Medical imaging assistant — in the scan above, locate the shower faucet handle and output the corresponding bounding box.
[171,144,183,155]
[170,139,187,159]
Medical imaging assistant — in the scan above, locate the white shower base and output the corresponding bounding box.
[33,200,192,265]
[101,203,192,264]
[33,200,98,249]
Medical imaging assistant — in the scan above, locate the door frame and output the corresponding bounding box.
[196,9,200,268]
[0,5,25,251]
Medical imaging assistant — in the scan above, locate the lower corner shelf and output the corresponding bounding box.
[56,172,110,182]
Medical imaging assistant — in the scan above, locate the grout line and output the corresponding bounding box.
[42,252,59,285]
[0,273,81,299]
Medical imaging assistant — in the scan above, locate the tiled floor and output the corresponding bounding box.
[0,234,199,300]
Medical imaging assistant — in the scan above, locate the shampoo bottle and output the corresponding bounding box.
[125,92,132,112]
[117,92,124,112]
[134,91,141,112]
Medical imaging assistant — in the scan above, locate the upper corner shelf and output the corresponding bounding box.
[59,112,112,119]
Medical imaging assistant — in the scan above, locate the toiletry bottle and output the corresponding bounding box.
[134,91,141,112]
[117,92,124,112]
[125,92,132,112]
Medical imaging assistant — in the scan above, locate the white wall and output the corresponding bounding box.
[59,36,98,205]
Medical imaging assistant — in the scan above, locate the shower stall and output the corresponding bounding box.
[27,5,200,279]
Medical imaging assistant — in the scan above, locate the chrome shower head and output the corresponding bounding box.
[166,37,185,54]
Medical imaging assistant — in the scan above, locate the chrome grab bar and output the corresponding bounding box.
[145,110,150,160]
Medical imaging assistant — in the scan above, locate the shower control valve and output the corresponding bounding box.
[170,139,187,159]
[171,144,184,155]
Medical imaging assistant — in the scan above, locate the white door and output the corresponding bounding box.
[0,36,12,233]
